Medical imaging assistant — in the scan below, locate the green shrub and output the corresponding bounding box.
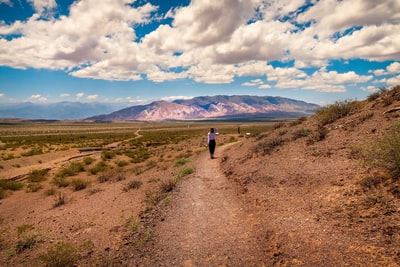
[124,147,149,163]
[364,124,400,179]
[26,183,43,192]
[83,157,95,165]
[116,160,129,167]
[316,100,361,125]
[45,188,56,196]
[70,179,89,191]
[101,150,115,161]
[21,148,43,157]
[39,241,79,267]
[17,224,34,235]
[0,179,24,191]
[56,162,85,178]
[0,188,7,199]
[15,231,43,253]
[52,176,69,187]
[27,169,48,183]
[174,157,190,166]
[89,161,107,174]
[176,166,195,180]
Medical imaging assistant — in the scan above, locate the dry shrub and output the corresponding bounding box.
[364,124,400,180]
[316,100,361,125]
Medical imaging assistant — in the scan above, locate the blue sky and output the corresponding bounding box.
[0,0,399,106]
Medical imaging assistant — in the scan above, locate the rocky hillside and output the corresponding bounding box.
[220,85,400,265]
[88,95,319,121]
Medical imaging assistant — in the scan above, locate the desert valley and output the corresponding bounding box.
[1,86,400,266]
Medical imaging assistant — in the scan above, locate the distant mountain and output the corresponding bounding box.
[0,102,129,120]
[88,95,319,121]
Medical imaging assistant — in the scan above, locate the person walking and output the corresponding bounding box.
[208,128,218,159]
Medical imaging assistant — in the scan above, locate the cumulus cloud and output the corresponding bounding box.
[0,93,4,97]
[76,92,84,100]
[29,94,47,102]
[87,94,98,100]
[60,93,70,97]
[0,0,398,92]
[28,0,57,17]
[241,79,264,86]
[387,62,400,74]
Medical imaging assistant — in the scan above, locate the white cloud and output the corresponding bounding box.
[241,79,264,87]
[28,0,57,17]
[275,69,373,93]
[29,94,47,102]
[76,92,84,100]
[60,93,70,97]
[87,94,98,100]
[387,62,400,74]
[161,96,193,101]
[372,69,386,76]
[361,86,379,93]
[0,0,12,6]
[385,75,400,86]
[0,0,398,93]
[0,93,4,97]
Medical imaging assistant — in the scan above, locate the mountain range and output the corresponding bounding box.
[88,95,319,121]
[0,102,129,120]
[0,96,319,121]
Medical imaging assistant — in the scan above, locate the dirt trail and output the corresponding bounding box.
[139,144,268,266]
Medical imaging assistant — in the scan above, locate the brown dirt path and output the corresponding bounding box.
[138,144,268,266]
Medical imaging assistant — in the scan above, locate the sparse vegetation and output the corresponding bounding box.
[364,124,400,179]
[176,166,195,180]
[21,148,43,157]
[88,161,107,175]
[316,100,361,125]
[116,160,129,167]
[367,87,387,102]
[0,179,24,198]
[27,168,49,183]
[174,157,190,166]
[70,178,89,191]
[39,241,79,267]
[83,156,95,165]
[52,176,69,187]
[261,138,285,155]
[123,180,143,192]
[53,193,66,208]
[292,128,312,140]
[55,161,85,178]
[15,230,43,254]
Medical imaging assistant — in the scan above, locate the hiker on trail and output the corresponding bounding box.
[208,127,218,159]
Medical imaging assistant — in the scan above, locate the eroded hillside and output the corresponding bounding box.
[221,85,400,265]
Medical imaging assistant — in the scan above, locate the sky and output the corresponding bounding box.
[0,0,399,106]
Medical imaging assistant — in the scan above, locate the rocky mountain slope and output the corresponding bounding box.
[88,95,319,121]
